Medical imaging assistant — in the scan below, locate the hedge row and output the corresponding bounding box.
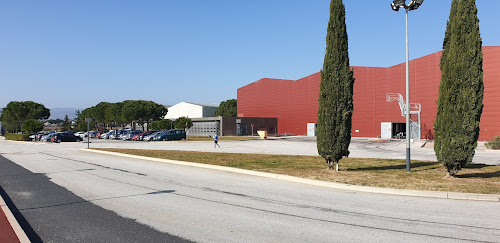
[485,136,500,150]
[5,133,29,141]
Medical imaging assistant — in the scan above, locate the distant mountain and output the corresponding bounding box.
[49,108,82,120]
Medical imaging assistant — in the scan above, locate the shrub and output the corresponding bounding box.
[174,117,192,129]
[485,136,500,150]
[5,133,29,141]
[150,119,173,130]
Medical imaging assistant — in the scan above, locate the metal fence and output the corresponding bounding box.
[187,121,220,136]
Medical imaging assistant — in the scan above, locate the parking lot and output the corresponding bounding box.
[28,136,500,166]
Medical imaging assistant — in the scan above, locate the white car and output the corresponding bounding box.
[75,132,85,138]
[101,131,113,139]
[144,131,161,141]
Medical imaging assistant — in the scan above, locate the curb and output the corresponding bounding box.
[0,194,30,243]
[83,149,500,202]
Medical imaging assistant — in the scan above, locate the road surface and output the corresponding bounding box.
[0,138,499,242]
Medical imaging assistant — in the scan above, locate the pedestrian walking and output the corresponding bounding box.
[212,133,220,148]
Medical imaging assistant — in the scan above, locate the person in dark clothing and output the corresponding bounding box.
[212,133,220,148]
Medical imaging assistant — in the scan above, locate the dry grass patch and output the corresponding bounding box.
[185,136,261,142]
[93,148,500,194]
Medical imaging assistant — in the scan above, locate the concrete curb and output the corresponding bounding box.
[0,194,30,243]
[83,149,500,202]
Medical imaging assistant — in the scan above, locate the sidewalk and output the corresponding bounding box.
[0,191,29,243]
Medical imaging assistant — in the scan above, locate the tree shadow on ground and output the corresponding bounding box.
[464,164,489,169]
[458,171,500,179]
[453,164,500,179]
[347,162,437,171]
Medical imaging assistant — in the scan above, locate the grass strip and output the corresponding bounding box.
[93,148,500,195]
[186,136,261,141]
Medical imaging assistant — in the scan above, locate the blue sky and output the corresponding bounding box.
[1,1,499,109]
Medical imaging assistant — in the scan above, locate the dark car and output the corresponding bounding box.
[155,129,186,141]
[52,132,83,143]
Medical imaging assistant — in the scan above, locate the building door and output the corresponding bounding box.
[392,123,406,139]
[307,123,317,137]
[237,123,247,136]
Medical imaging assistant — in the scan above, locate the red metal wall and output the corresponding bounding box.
[481,46,500,140]
[237,47,500,141]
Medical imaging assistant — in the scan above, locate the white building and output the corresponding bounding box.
[165,102,218,120]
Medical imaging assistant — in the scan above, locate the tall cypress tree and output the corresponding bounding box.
[434,0,483,177]
[440,0,458,67]
[317,0,354,171]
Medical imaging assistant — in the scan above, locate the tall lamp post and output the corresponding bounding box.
[390,0,423,172]
[85,118,92,149]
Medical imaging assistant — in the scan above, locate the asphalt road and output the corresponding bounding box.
[0,155,190,243]
[0,138,499,242]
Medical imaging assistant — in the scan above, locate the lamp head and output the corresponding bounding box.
[391,0,406,11]
[408,0,424,11]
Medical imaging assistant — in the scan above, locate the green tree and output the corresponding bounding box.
[22,119,44,134]
[316,0,354,171]
[215,99,237,117]
[122,100,168,130]
[150,119,173,130]
[61,115,71,131]
[76,107,96,131]
[434,0,483,177]
[74,100,167,132]
[174,117,192,129]
[143,101,168,128]
[0,101,50,133]
[93,102,111,129]
[104,102,124,129]
[122,100,142,127]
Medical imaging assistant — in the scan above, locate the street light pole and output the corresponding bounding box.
[85,118,92,149]
[405,7,411,172]
[391,0,423,172]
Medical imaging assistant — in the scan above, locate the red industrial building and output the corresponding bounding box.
[237,46,500,141]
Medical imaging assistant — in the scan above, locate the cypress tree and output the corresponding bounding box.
[317,0,354,171]
[434,0,483,177]
[440,0,458,66]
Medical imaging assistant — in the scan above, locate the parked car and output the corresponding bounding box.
[75,131,85,138]
[28,133,38,141]
[108,131,118,139]
[95,131,104,139]
[144,131,161,141]
[41,133,56,142]
[121,130,142,140]
[52,132,83,143]
[118,130,129,140]
[132,130,157,141]
[81,131,96,138]
[101,131,113,139]
[89,131,98,138]
[111,129,128,140]
[155,129,186,141]
[28,131,53,141]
